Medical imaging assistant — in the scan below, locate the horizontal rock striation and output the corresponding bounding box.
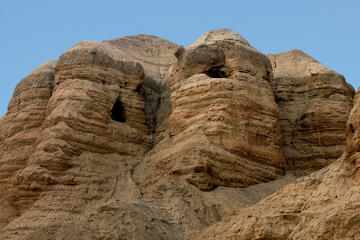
[138,29,285,191]
[104,35,179,136]
[0,41,156,238]
[189,89,360,240]
[268,50,355,176]
[0,61,56,228]
[0,30,357,240]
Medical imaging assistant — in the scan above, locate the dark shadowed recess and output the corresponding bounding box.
[204,67,227,78]
[111,98,126,122]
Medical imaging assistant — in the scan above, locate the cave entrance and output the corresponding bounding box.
[111,98,126,122]
[204,67,227,78]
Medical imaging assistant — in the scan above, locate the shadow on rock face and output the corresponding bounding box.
[111,98,126,123]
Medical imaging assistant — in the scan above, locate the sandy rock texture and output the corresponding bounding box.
[137,29,286,192]
[0,40,158,239]
[103,35,179,135]
[268,50,355,176]
[0,61,56,229]
[189,90,360,240]
[0,30,357,239]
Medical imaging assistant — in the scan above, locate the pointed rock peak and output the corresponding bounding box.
[189,29,250,48]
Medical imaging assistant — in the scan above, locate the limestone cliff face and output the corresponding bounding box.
[189,90,360,240]
[0,61,56,228]
[137,29,285,192]
[0,40,159,239]
[104,35,179,135]
[0,30,357,239]
[268,50,355,176]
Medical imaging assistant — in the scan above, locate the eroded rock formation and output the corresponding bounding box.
[137,29,286,192]
[268,50,355,176]
[189,90,360,240]
[103,35,179,135]
[0,30,357,239]
[0,61,56,228]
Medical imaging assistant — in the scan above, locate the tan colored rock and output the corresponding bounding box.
[0,40,158,239]
[0,31,357,240]
[137,29,285,192]
[267,50,355,176]
[0,60,56,228]
[0,31,294,240]
[128,30,292,236]
[104,35,179,136]
[188,90,360,240]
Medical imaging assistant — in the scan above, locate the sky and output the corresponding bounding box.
[1,0,359,115]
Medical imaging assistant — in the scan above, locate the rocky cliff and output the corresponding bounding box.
[0,29,357,239]
[268,50,354,176]
[189,91,360,240]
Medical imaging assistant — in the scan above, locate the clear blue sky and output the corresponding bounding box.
[1,0,359,115]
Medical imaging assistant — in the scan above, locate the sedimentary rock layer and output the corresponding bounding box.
[0,61,56,228]
[137,29,285,192]
[189,90,360,240]
[0,41,155,238]
[268,50,355,176]
[104,35,179,135]
[0,30,357,240]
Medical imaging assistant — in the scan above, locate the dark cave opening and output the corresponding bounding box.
[111,98,126,122]
[135,83,144,96]
[350,124,355,134]
[204,67,227,78]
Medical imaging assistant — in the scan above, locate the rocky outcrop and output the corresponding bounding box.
[0,31,292,240]
[268,50,355,176]
[0,61,56,228]
[104,35,179,136]
[0,41,157,238]
[136,29,286,192]
[188,91,360,240]
[0,30,357,240]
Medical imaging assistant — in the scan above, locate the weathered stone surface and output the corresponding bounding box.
[0,60,56,228]
[0,31,293,240]
[268,50,355,176]
[0,40,156,238]
[188,90,360,240]
[137,29,285,193]
[0,30,357,240]
[104,35,179,136]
